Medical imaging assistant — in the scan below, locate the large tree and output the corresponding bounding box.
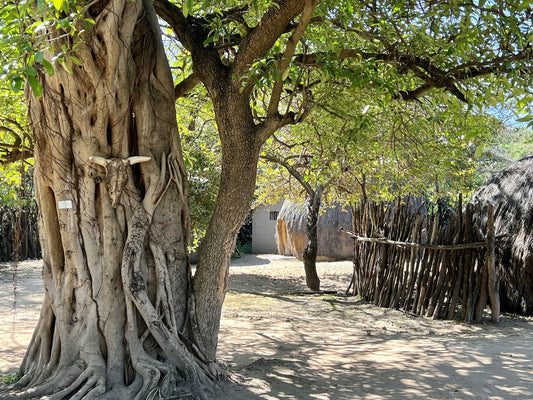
[1,0,532,398]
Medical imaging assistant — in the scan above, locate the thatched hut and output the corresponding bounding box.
[469,155,533,315]
[276,201,353,261]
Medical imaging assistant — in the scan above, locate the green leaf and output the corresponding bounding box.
[52,0,62,11]
[22,65,38,76]
[183,0,193,18]
[11,76,23,93]
[27,75,43,97]
[59,59,73,74]
[282,67,290,81]
[474,145,484,159]
[346,0,353,14]
[252,75,262,88]
[37,0,47,13]
[57,19,70,29]
[69,55,82,66]
[18,42,32,53]
[464,130,477,140]
[42,59,55,75]
[34,50,44,63]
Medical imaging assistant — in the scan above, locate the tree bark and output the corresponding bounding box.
[302,185,323,291]
[193,75,263,362]
[5,0,217,398]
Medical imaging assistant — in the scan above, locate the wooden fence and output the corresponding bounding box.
[0,203,41,262]
[343,197,500,323]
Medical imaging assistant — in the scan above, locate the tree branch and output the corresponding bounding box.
[154,0,227,90]
[295,46,533,102]
[395,85,433,102]
[449,47,533,80]
[267,0,318,118]
[174,72,202,99]
[233,0,306,79]
[272,134,310,149]
[262,153,314,196]
[153,0,198,53]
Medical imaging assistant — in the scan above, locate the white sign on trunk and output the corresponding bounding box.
[58,200,73,209]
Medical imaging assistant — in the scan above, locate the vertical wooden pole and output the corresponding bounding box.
[415,214,439,315]
[486,203,500,322]
[474,264,488,321]
[402,214,421,311]
[461,204,474,323]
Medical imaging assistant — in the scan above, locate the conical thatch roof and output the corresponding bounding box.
[276,201,353,261]
[469,154,533,315]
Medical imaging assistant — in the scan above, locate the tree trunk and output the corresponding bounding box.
[193,77,263,362]
[302,186,323,291]
[6,0,217,398]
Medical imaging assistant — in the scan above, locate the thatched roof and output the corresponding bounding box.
[276,201,353,261]
[469,154,533,315]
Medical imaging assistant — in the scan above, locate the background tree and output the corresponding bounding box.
[0,0,532,398]
[262,146,329,291]
[474,119,533,186]
[176,91,221,250]
[0,89,38,261]
[258,88,502,291]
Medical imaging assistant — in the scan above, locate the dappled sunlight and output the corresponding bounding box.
[221,325,533,399]
[220,254,533,399]
[0,261,43,375]
[2,255,533,399]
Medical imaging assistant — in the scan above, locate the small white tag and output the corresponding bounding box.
[58,200,73,209]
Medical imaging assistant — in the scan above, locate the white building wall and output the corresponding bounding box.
[252,201,283,254]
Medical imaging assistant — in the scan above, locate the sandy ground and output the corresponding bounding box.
[0,260,43,379]
[1,254,533,399]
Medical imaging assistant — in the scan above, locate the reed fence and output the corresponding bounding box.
[343,197,500,323]
[0,203,41,262]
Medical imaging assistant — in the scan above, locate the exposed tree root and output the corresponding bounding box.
[2,172,219,400]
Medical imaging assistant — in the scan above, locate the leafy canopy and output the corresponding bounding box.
[0,0,96,96]
[0,0,532,219]
[257,87,503,207]
[167,0,532,113]
[0,90,33,207]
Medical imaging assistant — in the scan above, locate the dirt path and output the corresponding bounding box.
[1,254,533,399]
[0,260,43,379]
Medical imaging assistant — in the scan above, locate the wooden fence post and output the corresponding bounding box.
[486,203,500,322]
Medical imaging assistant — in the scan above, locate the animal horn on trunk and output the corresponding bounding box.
[127,156,152,165]
[88,156,109,167]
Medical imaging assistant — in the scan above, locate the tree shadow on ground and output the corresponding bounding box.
[221,323,533,400]
[230,254,276,267]
[220,258,533,400]
[228,273,308,294]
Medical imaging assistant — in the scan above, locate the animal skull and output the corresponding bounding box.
[88,156,151,167]
[89,155,151,207]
